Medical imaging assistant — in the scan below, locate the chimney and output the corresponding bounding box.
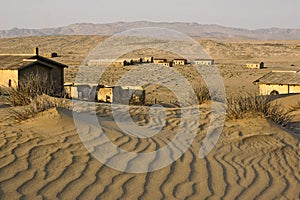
[34,47,39,55]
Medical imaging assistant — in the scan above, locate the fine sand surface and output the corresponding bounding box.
[0,102,299,199]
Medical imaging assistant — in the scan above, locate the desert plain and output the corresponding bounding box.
[0,36,299,199]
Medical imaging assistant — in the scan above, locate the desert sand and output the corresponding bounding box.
[0,36,299,199]
[0,99,299,199]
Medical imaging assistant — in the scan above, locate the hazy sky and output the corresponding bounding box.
[0,0,299,30]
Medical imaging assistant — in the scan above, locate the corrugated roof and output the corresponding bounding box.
[254,71,300,85]
[0,55,68,70]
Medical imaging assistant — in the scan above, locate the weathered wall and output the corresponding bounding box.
[19,64,52,92]
[259,84,300,95]
[98,87,113,103]
[288,85,300,93]
[19,63,64,95]
[64,85,79,99]
[0,69,18,89]
[259,84,289,95]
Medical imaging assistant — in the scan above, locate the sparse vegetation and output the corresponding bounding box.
[3,73,69,121]
[4,73,54,106]
[7,95,69,121]
[226,94,294,127]
[194,83,211,104]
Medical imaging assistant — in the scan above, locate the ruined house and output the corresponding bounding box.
[64,83,98,101]
[97,85,145,105]
[254,70,300,95]
[0,48,68,95]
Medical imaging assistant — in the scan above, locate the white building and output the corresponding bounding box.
[193,59,215,65]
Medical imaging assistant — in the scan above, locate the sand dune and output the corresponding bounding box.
[0,104,299,199]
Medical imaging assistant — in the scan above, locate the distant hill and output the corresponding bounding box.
[0,21,300,40]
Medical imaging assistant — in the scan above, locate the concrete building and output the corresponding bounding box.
[254,71,300,95]
[0,48,68,95]
[173,59,187,66]
[247,62,264,69]
[97,85,145,104]
[64,83,98,101]
[194,59,215,65]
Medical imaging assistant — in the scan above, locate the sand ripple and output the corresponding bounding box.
[0,107,299,199]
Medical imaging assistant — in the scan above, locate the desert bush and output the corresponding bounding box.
[4,73,54,106]
[3,73,70,121]
[194,83,211,104]
[7,95,70,121]
[226,94,293,127]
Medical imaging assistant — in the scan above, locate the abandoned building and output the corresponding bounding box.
[0,48,68,95]
[64,83,98,101]
[97,85,145,104]
[193,59,215,65]
[254,70,300,95]
[173,59,187,66]
[156,61,173,67]
[65,83,145,104]
[247,62,264,69]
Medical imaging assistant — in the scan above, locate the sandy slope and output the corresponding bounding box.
[0,104,299,200]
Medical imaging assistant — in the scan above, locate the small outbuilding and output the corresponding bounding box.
[253,70,300,95]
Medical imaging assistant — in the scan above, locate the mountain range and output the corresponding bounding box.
[0,21,299,40]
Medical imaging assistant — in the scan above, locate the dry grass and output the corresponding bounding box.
[2,73,70,121]
[193,83,211,104]
[7,95,70,122]
[4,73,54,106]
[227,94,294,127]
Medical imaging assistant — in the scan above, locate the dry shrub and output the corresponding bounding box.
[4,73,54,106]
[194,83,211,104]
[7,95,70,121]
[3,73,69,121]
[227,94,293,127]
